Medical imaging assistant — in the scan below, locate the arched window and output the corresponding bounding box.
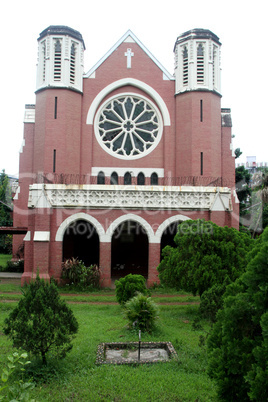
[150,172,158,185]
[97,171,105,184]
[124,172,132,185]
[54,40,62,81]
[70,43,76,84]
[137,172,145,185]
[182,46,188,86]
[197,43,204,84]
[110,172,118,185]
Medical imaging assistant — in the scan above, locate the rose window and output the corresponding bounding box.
[95,94,162,159]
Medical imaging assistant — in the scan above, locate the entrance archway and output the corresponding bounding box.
[111,220,148,279]
[160,221,180,260]
[62,220,99,266]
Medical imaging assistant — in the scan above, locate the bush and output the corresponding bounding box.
[115,274,150,305]
[3,275,79,365]
[207,227,268,401]
[0,351,35,401]
[61,258,100,289]
[124,293,159,332]
[199,281,230,322]
[4,259,24,273]
[158,220,253,297]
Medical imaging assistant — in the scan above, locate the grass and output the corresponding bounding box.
[0,290,217,401]
[0,254,12,270]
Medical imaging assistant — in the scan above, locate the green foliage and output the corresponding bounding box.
[1,259,24,273]
[115,274,150,305]
[61,258,100,289]
[199,281,228,322]
[3,276,79,365]
[0,351,35,402]
[207,227,268,401]
[124,293,159,332]
[234,147,242,159]
[158,219,253,298]
[0,170,13,254]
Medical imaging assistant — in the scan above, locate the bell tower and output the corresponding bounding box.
[36,25,85,93]
[174,29,223,178]
[174,28,221,95]
[33,26,85,176]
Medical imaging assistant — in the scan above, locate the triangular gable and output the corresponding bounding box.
[84,29,174,80]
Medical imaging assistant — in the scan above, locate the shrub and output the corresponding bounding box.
[124,293,159,332]
[207,227,268,401]
[61,258,100,289]
[5,259,24,273]
[158,220,253,297]
[199,281,230,322]
[115,274,150,305]
[3,275,79,365]
[0,351,35,401]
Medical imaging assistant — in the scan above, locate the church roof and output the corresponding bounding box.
[38,25,86,49]
[84,30,174,80]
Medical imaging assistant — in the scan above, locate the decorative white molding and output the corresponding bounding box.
[24,231,31,241]
[155,215,191,243]
[28,184,232,212]
[33,231,50,241]
[55,212,106,242]
[106,214,155,243]
[86,78,171,126]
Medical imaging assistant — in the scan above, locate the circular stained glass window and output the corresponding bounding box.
[94,93,163,159]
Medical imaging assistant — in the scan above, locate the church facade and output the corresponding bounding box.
[13,26,239,287]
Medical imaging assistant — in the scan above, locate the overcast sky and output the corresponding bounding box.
[1,0,267,176]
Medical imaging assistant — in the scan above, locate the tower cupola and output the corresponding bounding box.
[174,28,221,95]
[36,25,85,93]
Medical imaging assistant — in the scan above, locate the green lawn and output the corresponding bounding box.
[0,292,217,401]
[0,254,12,270]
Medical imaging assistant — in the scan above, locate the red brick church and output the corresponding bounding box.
[13,26,239,287]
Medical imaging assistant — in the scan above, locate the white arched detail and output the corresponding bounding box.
[86,78,171,126]
[55,213,106,242]
[106,214,155,243]
[155,215,192,243]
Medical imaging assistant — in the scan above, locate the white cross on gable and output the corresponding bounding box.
[124,48,134,68]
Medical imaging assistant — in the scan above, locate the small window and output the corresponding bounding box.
[151,172,158,185]
[182,46,188,86]
[124,172,132,185]
[137,172,145,185]
[97,171,105,184]
[197,43,204,84]
[42,40,46,82]
[110,172,118,185]
[54,40,62,81]
[70,43,76,84]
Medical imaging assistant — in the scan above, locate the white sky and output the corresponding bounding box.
[1,0,267,176]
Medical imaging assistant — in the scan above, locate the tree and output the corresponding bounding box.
[0,169,13,253]
[207,227,268,401]
[4,276,78,365]
[157,219,253,297]
[235,165,251,215]
[234,147,242,159]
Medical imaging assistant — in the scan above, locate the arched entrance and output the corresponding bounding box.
[111,220,148,279]
[62,219,99,266]
[160,221,180,260]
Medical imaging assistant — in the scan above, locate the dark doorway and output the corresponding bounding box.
[111,220,148,279]
[63,220,99,266]
[160,222,180,260]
